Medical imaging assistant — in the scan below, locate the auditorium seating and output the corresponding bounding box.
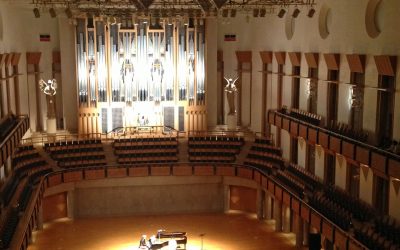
[327,121,369,143]
[44,139,106,168]
[285,163,323,191]
[0,207,19,249]
[188,134,244,162]
[244,136,283,172]
[280,106,322,126]
[113,136,178,164]
[274,170,306,198]
[13,145,48,177]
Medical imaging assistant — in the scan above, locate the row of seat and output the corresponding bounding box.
[354,225,398,250]
[280,106,322,126]
[285,163,322,191]
[275,170,306,198]
[373,215,400,246]
[327,121,369,143]
[250,143,282,155]
[0,207,19,249]
[247,150,284,168]
[117,155,178,164]
[323,185,375,222]
[309,192,353,231]
[58,156,107,168]
[44,139,102,148]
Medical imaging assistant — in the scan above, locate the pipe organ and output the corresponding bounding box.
[75,18,207,134]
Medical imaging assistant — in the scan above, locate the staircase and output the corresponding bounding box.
[36,146,59,170]
[177,137,189,162]
[235,135,255,165]
[103,143,118,165]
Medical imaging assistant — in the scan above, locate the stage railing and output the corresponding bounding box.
[10,162,368,250]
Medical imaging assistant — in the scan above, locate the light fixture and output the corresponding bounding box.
[230,9,236,18]
[307,8,316,18]
[253,9,259,18]
[33,8,40,18]
[167,17,173,26]
[183,16,189,26]
[133,16,139,26]
[277,8,286,18]
[260,8,266,17]
[65,8,72,18]
[49,8,56,18]
[292,8,300,18]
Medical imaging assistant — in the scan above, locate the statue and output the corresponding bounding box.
[224,76,238,115]
[39,79,57,119]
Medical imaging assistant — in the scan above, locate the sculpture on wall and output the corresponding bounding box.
[224,76,238,115]
[39,79,57,119]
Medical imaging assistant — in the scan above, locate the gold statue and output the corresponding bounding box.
[224,76,238,115]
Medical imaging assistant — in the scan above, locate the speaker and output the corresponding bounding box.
[309,233,321,250]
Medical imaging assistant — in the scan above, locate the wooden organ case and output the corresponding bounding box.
[75,17,207,134]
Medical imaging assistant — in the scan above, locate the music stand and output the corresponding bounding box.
[199,233,205,250]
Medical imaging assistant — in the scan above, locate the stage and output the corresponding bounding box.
[27,212,302,250]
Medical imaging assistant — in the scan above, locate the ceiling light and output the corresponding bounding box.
[292,8,300,18]
[253,9,259,18]
[307,8,316,18]
[33,8,40,18]
[260,8,266,17]
[277,8,286,18]
[49,8,56,18]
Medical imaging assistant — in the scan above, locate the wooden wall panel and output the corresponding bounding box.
[229,185,257,213]
[300,205,310,222]
[275,186,283,200]
[334,230,348,250]
[173,166,192,176]
[235,51,252,62]
[282,117,290,131]
[43,193,67,222]
[151,166,171,176]
[63,171,83,182]
[299,124,308,139]
[216,165,235,176]
[282,191,291,206]
[308,128,318,144]
[329,136,342,154]
[291,198,300,214]
[319,132,329,148]
[274,52,286,65]
[310,212,322,231]
[290,121,299,136]
[84,169,105,180]
[374,55,397,76]
[322,220,334,241]
[323,53,340,70]
[342,141,355,160]
[355,146,370,166]
[370,152,387,176]
[346,54,366,73]
[47,174,62,187]
[107,167,127,178]
[268,112,275,124]
[26,52,42,65]
[128,166,149,177]
[237,168,253,179]
[388,159,400,179]
[11,53,21,66]
[288,52,301,66]
[259,51,273,64]
[194,165,214,175]
[304,53,319,68]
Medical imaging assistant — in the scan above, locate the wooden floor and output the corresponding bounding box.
[28,212,303,250]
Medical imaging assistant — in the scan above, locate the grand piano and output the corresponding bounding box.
[148,230,187,250]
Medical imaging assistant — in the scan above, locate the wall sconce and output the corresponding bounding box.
[305,79,316,98]
[349,86,363,109]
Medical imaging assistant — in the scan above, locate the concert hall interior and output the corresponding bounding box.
[0,0,400,249]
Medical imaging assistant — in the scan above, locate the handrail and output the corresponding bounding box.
[10,162,368,250]
[271,109,400,161]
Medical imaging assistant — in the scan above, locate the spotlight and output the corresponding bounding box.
[230,9,236,18]
[167,17,173,26]
[260,8,266,17]
[222,9,228,18]
[49,8,56,18]
[253,9,259,17]
[183,16,189,26]
[33,8,40,18]
[133,17,139,26]
[307,8,316,18]
[277,8,286,18]
[65,8,72,18]
[292,8,300,18]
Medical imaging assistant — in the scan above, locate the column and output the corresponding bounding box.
[293,213,304,247]
[274,199,282,232]
[265,192,273,220]
[256,188,263,220]
[282,204,291,233]
[224,185,230,212]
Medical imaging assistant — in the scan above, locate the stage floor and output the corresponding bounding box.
[28,212,303,250]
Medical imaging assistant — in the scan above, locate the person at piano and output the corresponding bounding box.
[148,235,156,249]
[139,235,148,249]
